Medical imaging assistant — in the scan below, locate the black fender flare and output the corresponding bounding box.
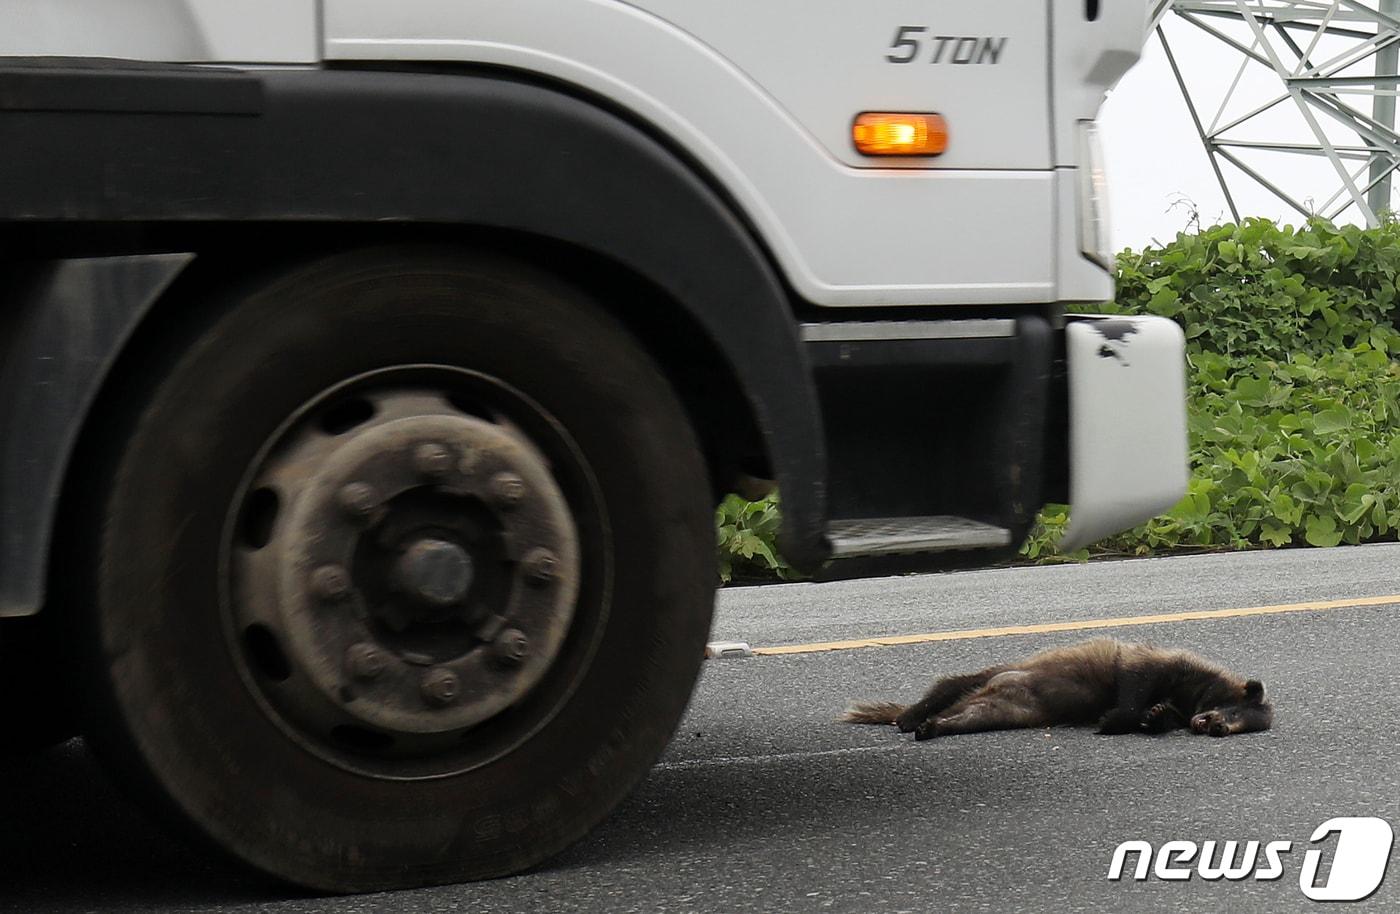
[0,64,828,616]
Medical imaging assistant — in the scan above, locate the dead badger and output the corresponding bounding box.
[844,638,1272,740]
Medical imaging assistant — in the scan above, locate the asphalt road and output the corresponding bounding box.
[5,545,1400,913]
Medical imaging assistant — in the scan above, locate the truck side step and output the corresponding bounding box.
[826,516,1011,558]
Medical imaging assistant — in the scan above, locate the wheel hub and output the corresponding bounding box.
[395,538,474,608]
[226,377,582,759]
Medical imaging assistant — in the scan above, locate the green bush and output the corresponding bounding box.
[715,492,796,583]
[1025,217,1400,559]
[1114,218,1400,362]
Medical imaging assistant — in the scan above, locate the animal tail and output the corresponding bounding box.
[840,701,906,726]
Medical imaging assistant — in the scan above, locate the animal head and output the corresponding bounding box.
[1191,679,1272,737]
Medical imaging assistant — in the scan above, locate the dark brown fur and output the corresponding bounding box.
[843,638,1273,740]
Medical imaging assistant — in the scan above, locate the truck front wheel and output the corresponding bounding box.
[81,248,715,891]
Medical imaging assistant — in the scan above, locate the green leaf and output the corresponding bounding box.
[1305,514,1343,547]
[1260,520,1293,547]
[1339,484,1377,524]
[1232,376,1270,405]
[1312,408,1351,435]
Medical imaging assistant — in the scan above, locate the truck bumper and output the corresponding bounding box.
[1059,314,1189,550]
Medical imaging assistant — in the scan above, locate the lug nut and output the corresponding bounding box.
[346,642,389,681]
[490,472,527,508]
[413,442,452,479]
[420,667,461,707]
[337,481,379,518]
[310,564,352,601]
[523,548,558,585]
[493,628,530,666]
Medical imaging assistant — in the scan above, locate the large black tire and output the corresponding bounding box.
[81,248,715,891]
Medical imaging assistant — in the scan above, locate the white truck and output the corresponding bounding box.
[0,0,1186,892]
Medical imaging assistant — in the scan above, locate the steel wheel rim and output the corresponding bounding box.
[218,364,607,780]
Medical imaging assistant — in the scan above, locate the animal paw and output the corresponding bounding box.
[1097,708,1139,735]
[1191,710,1231,737]
[1140,702,1181,733]
[894,709,922,733]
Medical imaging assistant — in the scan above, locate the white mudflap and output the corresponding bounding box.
[1059,315,1188,551]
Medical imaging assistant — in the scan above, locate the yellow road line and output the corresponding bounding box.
[750,593,1400,656]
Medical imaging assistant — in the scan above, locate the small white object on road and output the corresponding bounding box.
[704,641,753,659]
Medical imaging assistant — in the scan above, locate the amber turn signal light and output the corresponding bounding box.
[851,113,948,156]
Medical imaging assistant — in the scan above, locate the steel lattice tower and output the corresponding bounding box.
[1160,0,1400,224]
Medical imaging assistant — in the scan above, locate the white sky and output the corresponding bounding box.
[1099,11,1393,251]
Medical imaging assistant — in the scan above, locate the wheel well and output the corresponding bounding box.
[71,225,769,508]
[520,234,773,495]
